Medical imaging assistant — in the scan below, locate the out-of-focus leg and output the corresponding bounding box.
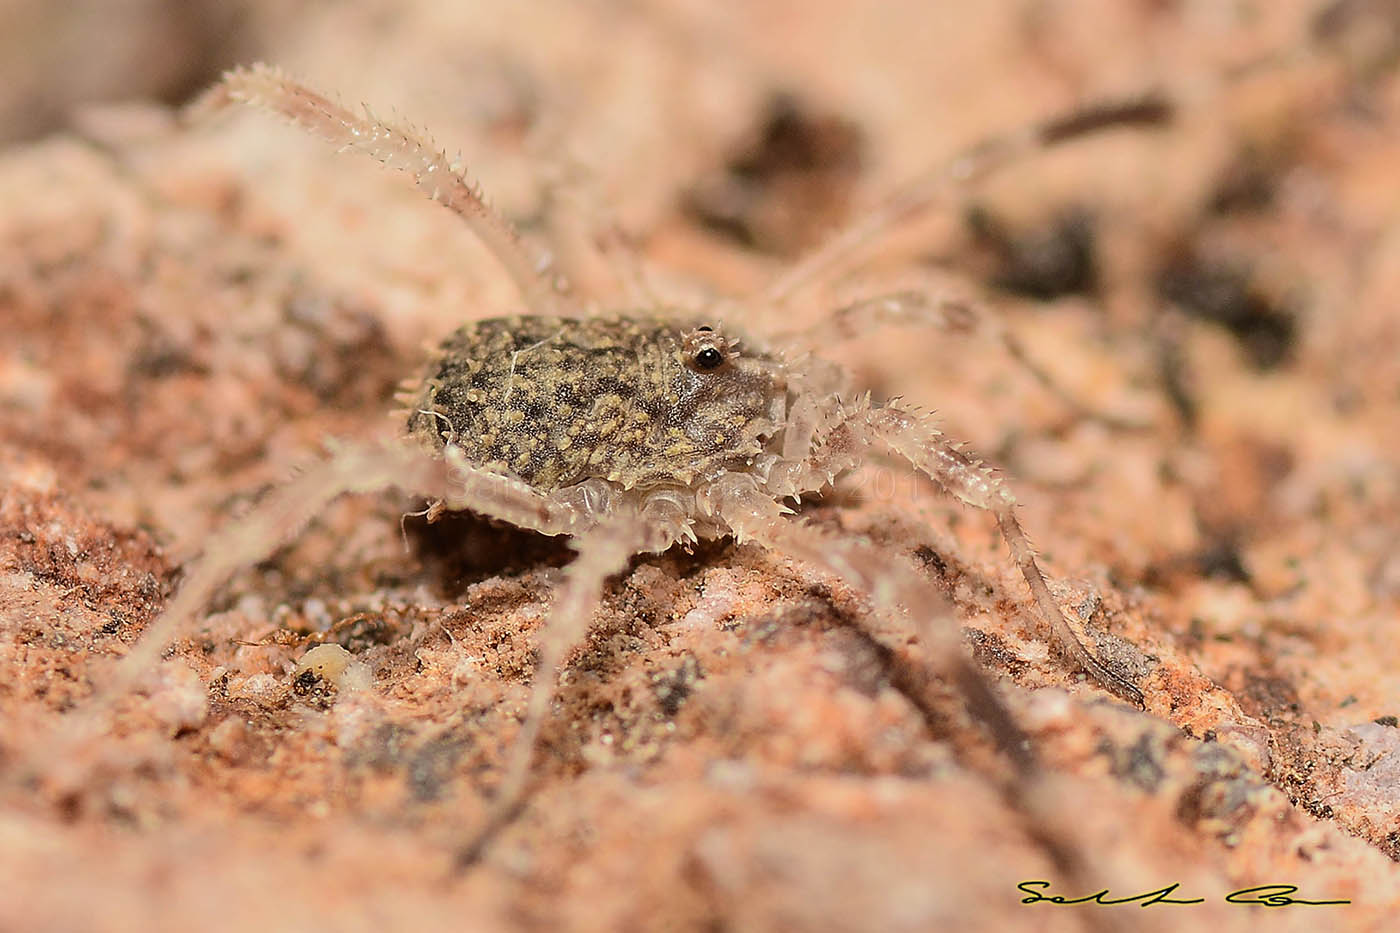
[452,515,661,870]
[852,404,1145,706]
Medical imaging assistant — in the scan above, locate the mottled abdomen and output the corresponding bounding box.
[404,315,787,491]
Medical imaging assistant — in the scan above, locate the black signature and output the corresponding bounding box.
[1225,885,1352,907]
[1019,881,1350,907]
[1018,881,1203,906]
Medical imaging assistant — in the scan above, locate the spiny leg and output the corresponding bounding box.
[452,516,660,870]
[187,63,570,318]
[851,404,1145,705]
[30,441,579,787]
[773,288,978,349]
[707,476,1088,877]
[741,509,1033,776]
[777,287,1150,430]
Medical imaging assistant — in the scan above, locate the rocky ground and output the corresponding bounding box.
[3,1,1400,930]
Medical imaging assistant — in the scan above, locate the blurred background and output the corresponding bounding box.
[4,2,1400,929]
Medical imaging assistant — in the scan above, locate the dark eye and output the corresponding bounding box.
[694,347,724,370]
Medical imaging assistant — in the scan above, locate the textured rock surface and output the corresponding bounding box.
[3,2,1400,930]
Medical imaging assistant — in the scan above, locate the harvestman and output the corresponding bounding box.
[75,64,1165,865]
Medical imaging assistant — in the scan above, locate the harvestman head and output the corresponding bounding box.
[63,63,1164,870]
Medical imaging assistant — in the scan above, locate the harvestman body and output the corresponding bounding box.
[77,64,1159,865]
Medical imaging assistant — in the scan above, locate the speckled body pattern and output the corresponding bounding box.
[405,315,790,491]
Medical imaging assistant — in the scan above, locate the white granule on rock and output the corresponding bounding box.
[147,661,208,734]
[229,672,283,702]
[677,568,745,631]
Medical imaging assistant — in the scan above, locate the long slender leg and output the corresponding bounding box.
[852,404,1145,705]
[773,288,978,349]
[187,64,571,318]
[31,440,583,785]
[708,477,1089,876]
[776,286,1150,430]
[452,516,657,869]
[728,496,1035,775]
